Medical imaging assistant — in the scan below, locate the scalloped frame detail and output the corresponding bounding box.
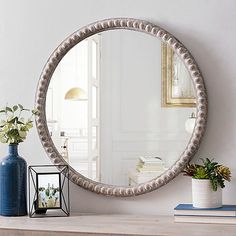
[35,18,207,197]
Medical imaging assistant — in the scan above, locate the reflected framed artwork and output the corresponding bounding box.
[161,43,196,107]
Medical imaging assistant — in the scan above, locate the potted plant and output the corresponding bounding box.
[183,158,231,208]
[0,104,38,216]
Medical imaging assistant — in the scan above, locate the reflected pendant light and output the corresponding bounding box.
[64,87,88,101]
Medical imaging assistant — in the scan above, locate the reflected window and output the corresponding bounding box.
[92,40,97,79]
[46,35,101,181]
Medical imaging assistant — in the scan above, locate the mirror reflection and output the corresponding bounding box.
[46,30,196,186]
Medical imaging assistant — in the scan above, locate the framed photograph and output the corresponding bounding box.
[161,43,196,107]
[28,165,69,218]
[36,173,61,210]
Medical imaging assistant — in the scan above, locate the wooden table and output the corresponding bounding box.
[0,214,235,236]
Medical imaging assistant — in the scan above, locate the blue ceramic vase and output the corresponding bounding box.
[0,144,27,216]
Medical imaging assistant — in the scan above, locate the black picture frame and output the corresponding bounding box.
[28,165,70,218]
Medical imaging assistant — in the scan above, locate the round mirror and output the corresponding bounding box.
[35,18,207,196]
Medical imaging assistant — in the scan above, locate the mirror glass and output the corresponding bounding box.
[46,30,196,186]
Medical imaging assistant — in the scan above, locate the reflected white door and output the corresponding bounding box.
[87,35,100,181]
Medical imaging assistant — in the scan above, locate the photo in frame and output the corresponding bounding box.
[28,165,70,218]
[36,173,61,209]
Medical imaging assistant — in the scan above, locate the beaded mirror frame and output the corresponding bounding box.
[35,18,207,197]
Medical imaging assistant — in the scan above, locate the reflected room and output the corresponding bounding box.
[46,30,196,186]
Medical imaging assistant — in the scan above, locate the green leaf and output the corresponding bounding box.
[19,131,27,138]
[3,125,10,133]
[6,107,13,113]
[32,109,39,116]
[0,109,5,113]
[0,136,7,143]
[0,120,6,126]
[19,125,28,131]
[210,177,218,191]
[193,167,209,179]
[13,105,18,112]
[8,117,16,124]
[26,122,33,129]
[18,104,23,110]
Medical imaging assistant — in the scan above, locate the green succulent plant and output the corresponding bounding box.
[183,158,231,191]
[193,167,209,179]
[0,104,38,144]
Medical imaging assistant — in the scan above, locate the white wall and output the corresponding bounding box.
[0,0,236,215]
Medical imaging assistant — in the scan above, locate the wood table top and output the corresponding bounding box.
[0,214,235,236]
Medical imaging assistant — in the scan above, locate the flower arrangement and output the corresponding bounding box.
[0,104,38,144]
[183,158,231,191]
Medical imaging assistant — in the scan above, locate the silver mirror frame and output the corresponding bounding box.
[35,18,207,197]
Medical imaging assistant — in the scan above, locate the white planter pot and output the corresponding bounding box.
[192,179,222,208]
